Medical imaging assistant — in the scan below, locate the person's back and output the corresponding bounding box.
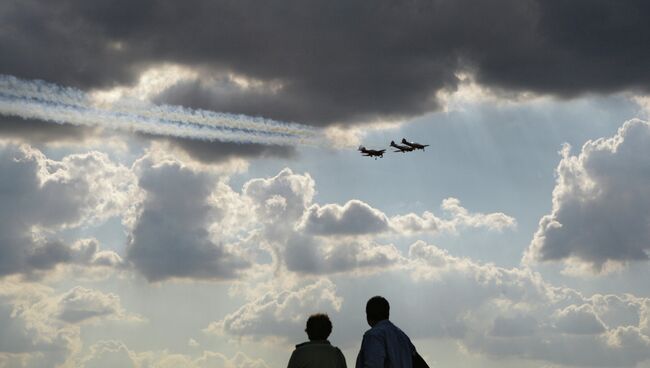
[289,340,347,368]
[288,313,347,368]
[355,296,418,368]
[357,320,414,368]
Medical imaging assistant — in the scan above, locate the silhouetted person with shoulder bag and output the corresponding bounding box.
[355,296,429,368]
[288,313,347,368]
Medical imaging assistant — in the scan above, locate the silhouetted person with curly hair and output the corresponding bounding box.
[288,313,347,368]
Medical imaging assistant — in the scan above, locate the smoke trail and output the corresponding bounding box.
[0,75,322,146]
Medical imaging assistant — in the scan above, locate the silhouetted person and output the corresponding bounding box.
[356,296,427,368]
[288,313,347,368]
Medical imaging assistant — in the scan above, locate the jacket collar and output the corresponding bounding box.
[296,340,331,348]
[372,319,391,328]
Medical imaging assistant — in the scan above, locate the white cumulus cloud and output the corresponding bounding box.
[526,119,650,273]
[0,143,135,277]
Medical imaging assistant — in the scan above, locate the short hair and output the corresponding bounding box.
[305,313,332,340]
[366,296,389,321]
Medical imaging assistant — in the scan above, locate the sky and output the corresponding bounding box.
[2,1,650,367]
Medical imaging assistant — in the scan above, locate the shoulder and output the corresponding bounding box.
[362,328,386,345]
[363,325,382,337]
[362,329,378,342]
[387,323,416,350]
[291,341,310,357]
[332,346,346,361]
[334,347,346,364]
[294,341,339,353]
[364,321,395,336]
[386,321,410,336]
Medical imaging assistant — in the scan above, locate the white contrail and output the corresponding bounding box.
[0,74,322,146]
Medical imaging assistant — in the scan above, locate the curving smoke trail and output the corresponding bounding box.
[0,74,322,146]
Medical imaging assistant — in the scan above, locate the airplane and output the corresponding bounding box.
[401,138,430,151]
[390,140,415,153]
[358,146,386,159]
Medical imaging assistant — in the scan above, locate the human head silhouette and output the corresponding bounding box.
[305,313,333,341]
[366,296,389,327]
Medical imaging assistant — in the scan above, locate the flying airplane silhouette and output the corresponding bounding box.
[390,140,415,153]
[358,146,386,159]
[401,138,430,151]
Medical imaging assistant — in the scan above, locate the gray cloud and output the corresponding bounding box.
[206,279,341,341]
[118,164,515,279]
[240,170,404,274]
[236,169,513,275]
[297,197,515,238]
[56,286,134,324]
[0,302,72,367]
[0,116,95,144]
[79,340,270,368]
[526,119,650,272]
[474,0,650,96]
[243,168,315,223]
[0,283,138,368]
[146,135,296,164]
[0,144,133,277]
[126,156,251,281]
[0,116,294,163]
[407,241,650,367]
[2,0,649,127]
[593,295,643,329]
[284,235,402,275]
[81,340,137,368]
[298,200,390,236]
[391,197,516,235]
[0,303,53,355]
[489,315,538,338]
[552,305,606,335]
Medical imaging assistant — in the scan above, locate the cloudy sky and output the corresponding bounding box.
[2,1,650,367]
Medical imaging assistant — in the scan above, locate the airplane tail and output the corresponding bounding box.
[390,140,395,146]
[401,138,408,144]
[358,145,365,151]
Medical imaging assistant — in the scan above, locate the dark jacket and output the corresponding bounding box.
[355,320,416,368]
[288,340,347,368]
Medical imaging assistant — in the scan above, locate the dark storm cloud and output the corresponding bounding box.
[2,0,649,127]
[0,116,95,144]
[470,0,650,96]
[139,134,295,164]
